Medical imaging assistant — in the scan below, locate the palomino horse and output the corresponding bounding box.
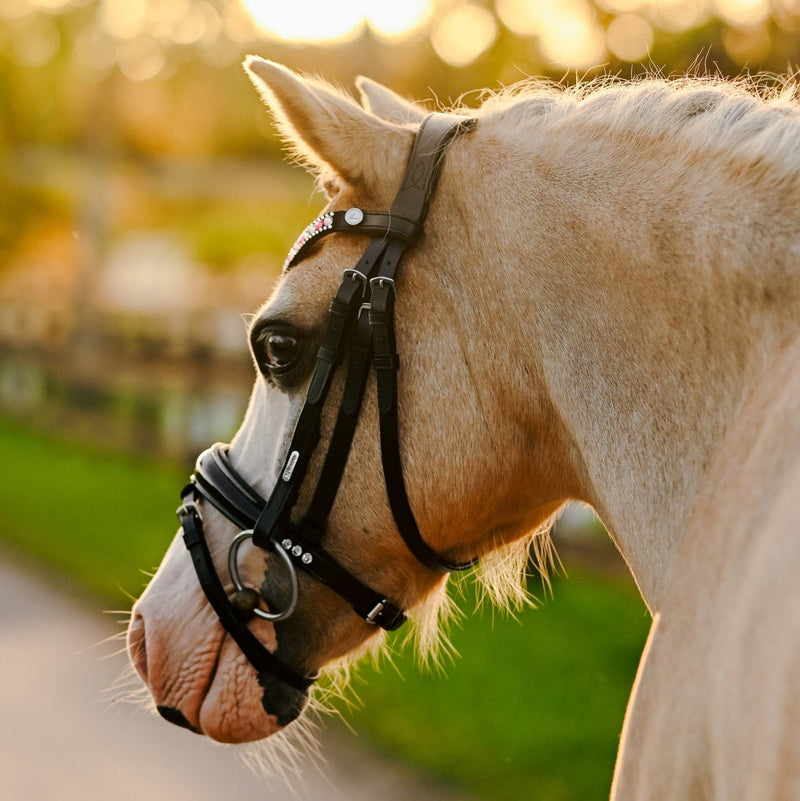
[127,59,800,799]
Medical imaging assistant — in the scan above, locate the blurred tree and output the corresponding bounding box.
[1,0,798,286]
[2,0,798,164]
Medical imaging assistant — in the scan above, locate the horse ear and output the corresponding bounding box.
[244,57,411,192]
[355,76,427,124]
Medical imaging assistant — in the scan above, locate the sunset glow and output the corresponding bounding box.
[238,0,433,44]
[4,0,789,73]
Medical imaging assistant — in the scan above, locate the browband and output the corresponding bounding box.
[282,210,418,272]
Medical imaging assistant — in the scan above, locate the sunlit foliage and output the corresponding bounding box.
[2,0,799,160]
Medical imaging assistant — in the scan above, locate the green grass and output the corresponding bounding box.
[0,416,650,800]
[0,416,184,604]
[350,571,649,801]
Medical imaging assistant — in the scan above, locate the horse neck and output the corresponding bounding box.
[481,112,800,610]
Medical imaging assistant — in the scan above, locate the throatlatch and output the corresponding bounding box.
[177,113,477,694]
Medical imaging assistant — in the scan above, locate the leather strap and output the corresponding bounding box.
[274,526,406,630]
[370,278,477,572]
[250,259,372,546]
[301,114,479,571]
[302,309,374,534]
[390,113,475,224]
[262,113,479,573]
[177,490,316,692]
[191,446,407,632]
[284,210,416,272]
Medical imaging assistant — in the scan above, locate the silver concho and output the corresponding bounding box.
[344,207,364,226]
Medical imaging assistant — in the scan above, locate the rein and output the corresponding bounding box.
[176,113,477,697]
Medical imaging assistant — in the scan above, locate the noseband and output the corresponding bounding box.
[177,114,477,695]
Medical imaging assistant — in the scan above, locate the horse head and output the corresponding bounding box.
[126,59,578,744]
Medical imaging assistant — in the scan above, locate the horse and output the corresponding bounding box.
[126,58,800,799]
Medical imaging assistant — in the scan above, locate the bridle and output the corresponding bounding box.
[176,114,477,700]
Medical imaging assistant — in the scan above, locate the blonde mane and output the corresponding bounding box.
[479,74,800,181]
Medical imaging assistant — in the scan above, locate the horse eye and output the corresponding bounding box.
[264,334,299,370]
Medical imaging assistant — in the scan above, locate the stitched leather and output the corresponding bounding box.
[178,492,316,692]
[192,446,407,632]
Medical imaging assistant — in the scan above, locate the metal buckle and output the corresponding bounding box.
[343,268,368,291]
[365,599,387,624]
[369,276,396,297]
[176,500,203,521]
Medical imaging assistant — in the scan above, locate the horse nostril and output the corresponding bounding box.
[127,613,149,683]
[157,706,202,734]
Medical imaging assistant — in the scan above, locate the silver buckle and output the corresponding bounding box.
[343,268,368,291]
[176,500,203,521]
[369,276,396,297]
[365,600,387,624]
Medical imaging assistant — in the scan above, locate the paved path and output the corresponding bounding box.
[0,555,474,801]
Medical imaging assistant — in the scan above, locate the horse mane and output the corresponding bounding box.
[477,73,800,184]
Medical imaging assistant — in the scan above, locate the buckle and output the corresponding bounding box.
[176,500,202,521]
[364,599,406,630]
[365,599,387,624]
[343,268,368,290]
[369,276,396,297]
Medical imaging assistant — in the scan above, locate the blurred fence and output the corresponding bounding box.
[0,146,318,463]
[0,99,336,453]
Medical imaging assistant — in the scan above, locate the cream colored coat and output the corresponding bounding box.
[128,61,800,799]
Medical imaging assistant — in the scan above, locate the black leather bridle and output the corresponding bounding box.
[176,113,477,699]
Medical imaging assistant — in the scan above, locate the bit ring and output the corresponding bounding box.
[227,529,299,621]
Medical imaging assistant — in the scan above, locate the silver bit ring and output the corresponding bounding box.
[227,529,299,621]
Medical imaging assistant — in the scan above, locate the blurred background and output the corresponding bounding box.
[0,1,797,800]
[2,0,799,464]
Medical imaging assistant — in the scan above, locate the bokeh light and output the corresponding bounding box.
[115,36,165,81]
[239,0,364,43]
[723,23,772,62]
[649,0,711,33]
[237,0,433,44]
[497,0,606,68]
[367,0,433,41]
[595,0,645,13]
[606,13,654,62]
[2,0,35,18]
[430,3,497,67]
[2,0,796,76]
[713,0,770,26]
[10,15,60,66]
[496,0,543,36]
[542,0,606,68]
